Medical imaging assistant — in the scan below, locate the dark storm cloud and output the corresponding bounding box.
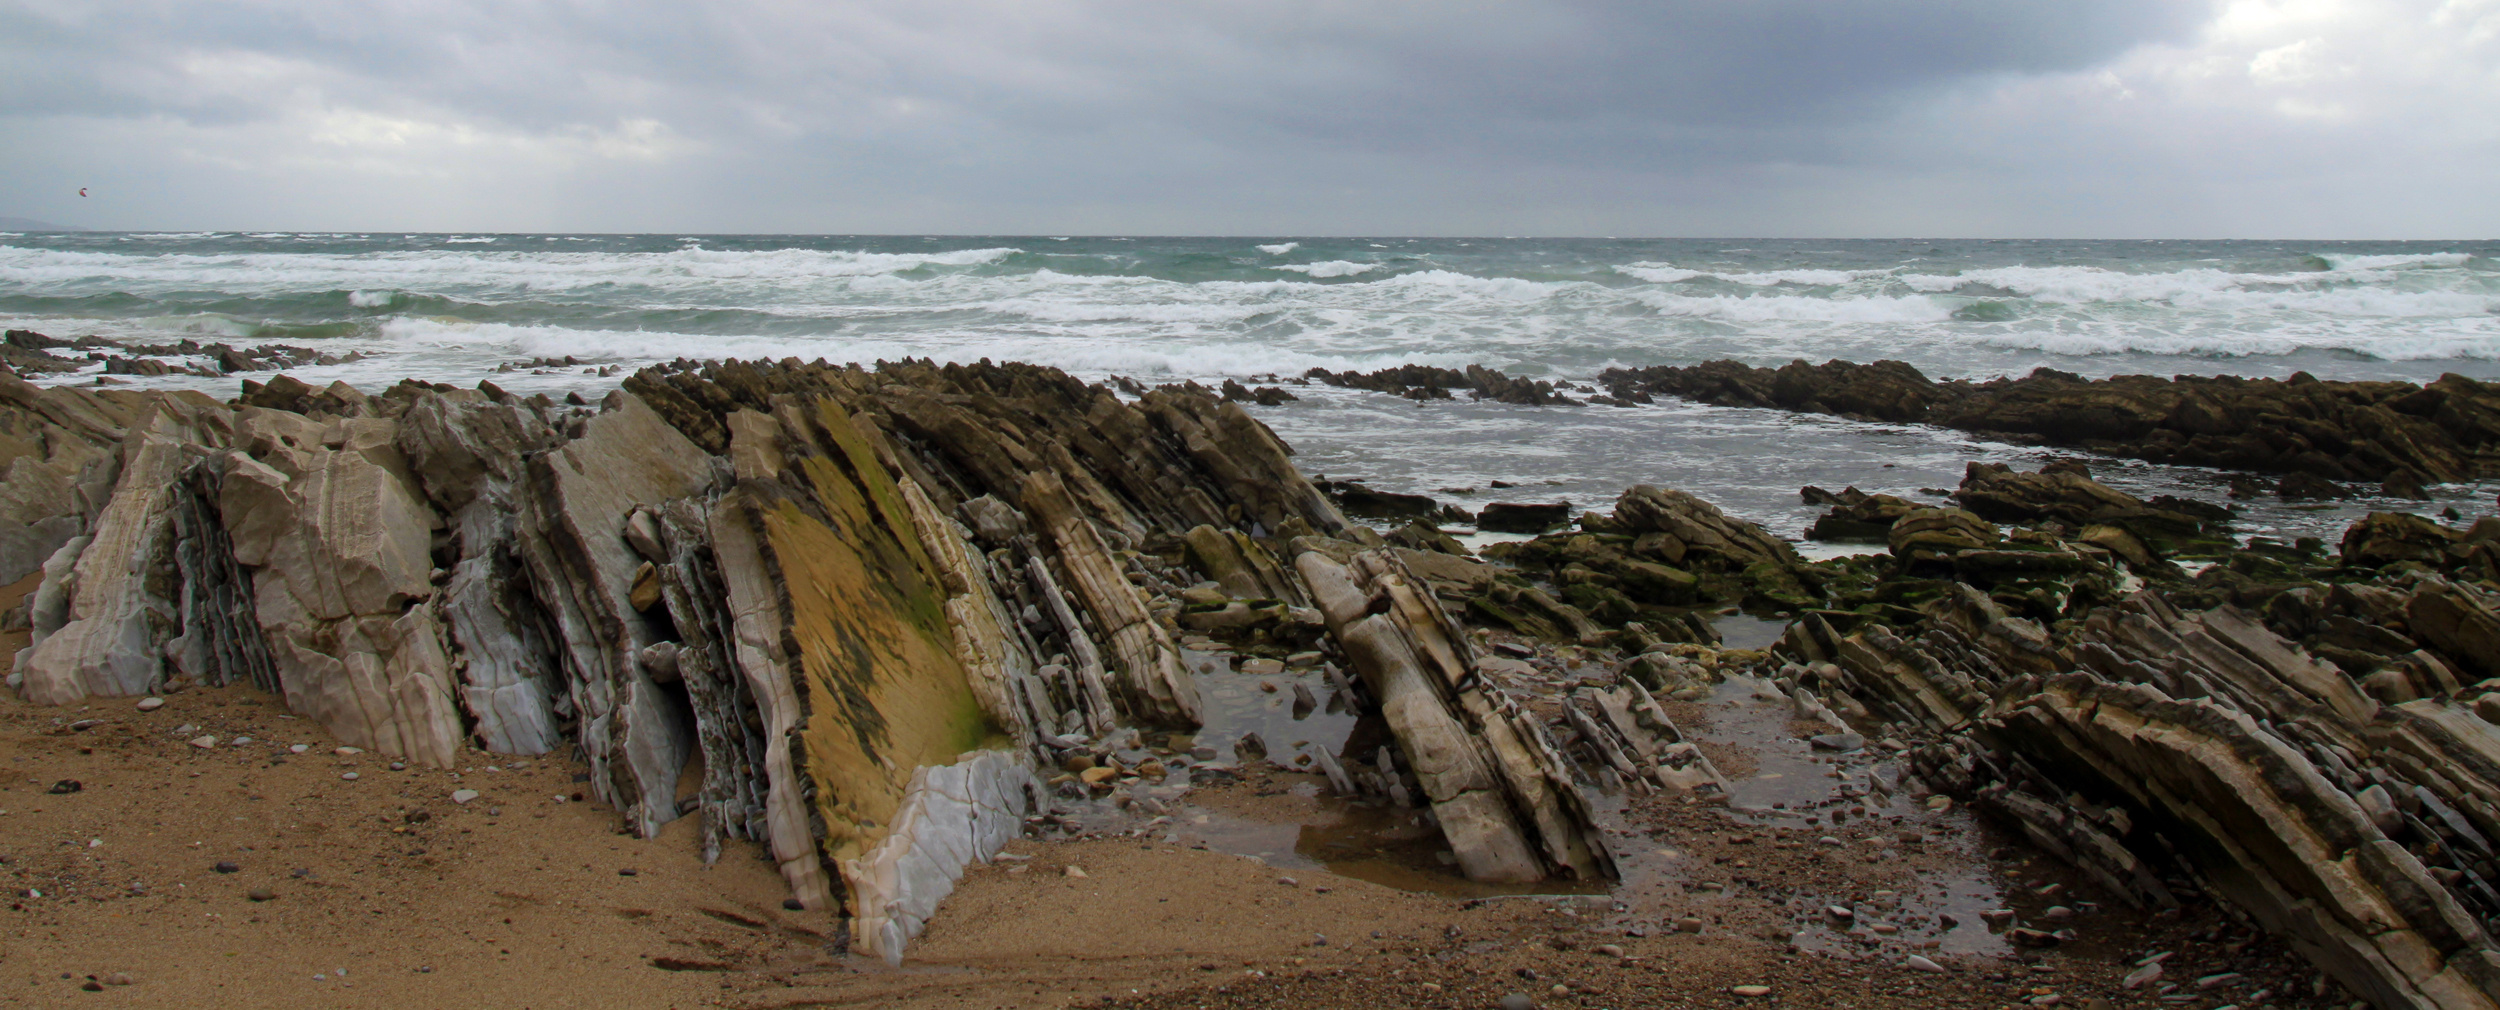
[0,1,2202,158]
[3,0,2486,236]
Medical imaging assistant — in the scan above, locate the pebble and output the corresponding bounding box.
[340,772,359,781]
[1499,993,1536,1010]
[389,762,406,771]
[2123,964,2164,989]
[230,736,252,746]
[102,973,132,986]
[1277,877,1298,886]
[1907,955,1947,973]
[1817,836,1842,846]
[1826,905,1854,921]
[289,744,309,754]
[617,868,638,877]
[135,697,164,712]
[2196,973,2243,991]
[1809,732,1865,752]
[2043,905,2075,920]
[1926,795,1953,812]
[1064,865,1088,878]
[213,861,240,874]
[189,735,218,749]
[450,789,481,804]
[246,888,276,902]
[1240,658,1286,676]
[334,746,362,756]
[1979,908,2016,926]
[1595,943,1624,957]
[1732,985,1773,997]
[1674,917,1703,933]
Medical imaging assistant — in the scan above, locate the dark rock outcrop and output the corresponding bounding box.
[1600,358,2500,485]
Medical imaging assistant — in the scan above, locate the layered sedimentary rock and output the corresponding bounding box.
[1293,542,1612,883]
[1597,358,2500,486]
[1763,470,2500,1010]
[13,357,1606,967]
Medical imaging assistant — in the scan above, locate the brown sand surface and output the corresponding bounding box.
[0,675,2336,1010]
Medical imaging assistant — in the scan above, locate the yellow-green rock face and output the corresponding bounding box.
[754,402,994,866]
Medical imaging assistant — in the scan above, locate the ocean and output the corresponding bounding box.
[5,232,2497,543]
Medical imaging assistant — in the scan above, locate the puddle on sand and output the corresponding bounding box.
[1709,614,1789,651]
[1171,786,1602,899]
[1172,647,1605,898]
[1653,676,2030,960]
[1181,648,1360,767]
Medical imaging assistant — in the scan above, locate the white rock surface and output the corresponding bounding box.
[841,750,1037,966]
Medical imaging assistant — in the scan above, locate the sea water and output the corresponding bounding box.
[5,233,2496,540]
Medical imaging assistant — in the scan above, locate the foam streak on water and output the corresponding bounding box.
[7,234,2497,540]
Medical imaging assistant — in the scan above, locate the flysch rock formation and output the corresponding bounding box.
[0,359,1621,966]
[14,352,2500,1004]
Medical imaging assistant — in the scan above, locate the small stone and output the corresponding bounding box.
[1276,877,1298,886]
[339,772,359,781]
[1826,905,1855,921]
[81,981,103,992]
[246,888,276,902]
[2122,964,2164,989]
[2043,905,2074,921]
[2006,927,2059,948]
[230,736,252,746]
[1817,836,1842,846]
[1064,865,1088,878]
[1241,658,1285,676]
[2196,973,2243,991]
[1500,993,1537,1010]
[213,861,240,874]
[617,868,638,877]
[135,697,164,712]
[388,762,406,771]
[102,973,132,986]
[1978,908,2016,926]
[189,735,218,749]
[1809,732,1865,752]
[334,746,362,756]
[1595,943,1624,957]
[1674,916,1703,933]
[289,744,309,754]
[450,789,480,804]
[1925,795,1953,812]
[1079,766,1118,786]
[783,898,805,911]
[1732,985,1773,997]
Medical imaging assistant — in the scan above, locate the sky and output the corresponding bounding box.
[1,0,2495,237]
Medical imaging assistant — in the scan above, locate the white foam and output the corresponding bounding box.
[1615,261,1889,286]
[1256,242,1299,255]
[1270,260,1377,278]
[2314,252,2474,271]
[347,290,395,308]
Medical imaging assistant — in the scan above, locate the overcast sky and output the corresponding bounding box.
[2,0,2494,236]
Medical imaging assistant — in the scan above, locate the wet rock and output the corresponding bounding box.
[1598,359,2500,484]
[1479,502,1572,533]
[1804,486,1921,542]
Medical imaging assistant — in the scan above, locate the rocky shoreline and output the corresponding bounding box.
[3,350,2498,1008]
